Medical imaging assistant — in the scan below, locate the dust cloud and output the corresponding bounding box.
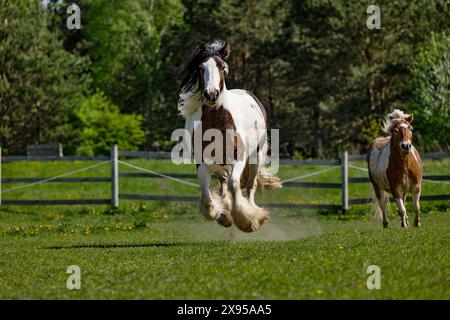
[182,211,324,242]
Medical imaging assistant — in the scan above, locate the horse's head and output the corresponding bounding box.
[392,118,414,154]
[383,110,414,154]
[180,40,230,106]
[200,54,229,105]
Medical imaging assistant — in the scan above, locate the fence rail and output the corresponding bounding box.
[3,177,110,183]
[1,199,110,206]
[0,146,449,211]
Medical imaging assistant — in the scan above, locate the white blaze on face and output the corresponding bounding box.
[399,122,411,143]
[202,57,221,94]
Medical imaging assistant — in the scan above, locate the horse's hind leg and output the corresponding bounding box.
[197,164,223,221]
[246,163,269,223]
[246,163,259,206]
[216,177,233,228]
[377,190,389,228]
[412,189,421,227]
[371,181,389,228]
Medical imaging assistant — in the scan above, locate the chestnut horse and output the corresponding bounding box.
[178,41,281,233]
[368,110,423,228]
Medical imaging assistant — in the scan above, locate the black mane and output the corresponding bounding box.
[180,40,230,94]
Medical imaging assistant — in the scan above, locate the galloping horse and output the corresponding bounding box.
[178,40,281,233]
[367,109,423,228]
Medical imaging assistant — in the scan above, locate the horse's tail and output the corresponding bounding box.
[256,167,282,192]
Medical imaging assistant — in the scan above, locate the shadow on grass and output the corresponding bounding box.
[45,242,207,250]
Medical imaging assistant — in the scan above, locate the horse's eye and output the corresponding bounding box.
[393,128,399,134]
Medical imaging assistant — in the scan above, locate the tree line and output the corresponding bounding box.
[0,0,449,157]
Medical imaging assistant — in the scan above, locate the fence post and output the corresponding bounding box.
[341,150,348,213]
[111,144,119,208]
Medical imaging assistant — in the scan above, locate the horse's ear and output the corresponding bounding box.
[219,42,231,60]
[406,114,414,123]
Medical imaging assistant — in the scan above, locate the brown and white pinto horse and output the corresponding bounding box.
[178,41,281,233]
[368,110,423,228]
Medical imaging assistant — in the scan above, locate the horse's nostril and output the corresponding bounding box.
[401,143,412,152]
[204,90,219,102]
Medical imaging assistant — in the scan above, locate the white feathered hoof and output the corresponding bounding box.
[216,191,233,227]
[232,200,269,233]
[222,191,233,213]
[199,193,223,221]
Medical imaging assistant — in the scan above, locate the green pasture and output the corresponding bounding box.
[0,159,448,299]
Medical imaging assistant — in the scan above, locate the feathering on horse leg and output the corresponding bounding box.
[247,163,270,226]
[197,164,223,221]
[216,177,233,228]
[229,161,267,233]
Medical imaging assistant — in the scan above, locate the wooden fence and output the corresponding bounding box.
[1,146,449,212]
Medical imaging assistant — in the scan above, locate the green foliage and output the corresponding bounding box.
[0,0,91,154]
[360,117,382,146]
[80,0,185,148]
[409,32,450,151]
[2,0,450,156]
[74,93,145,156]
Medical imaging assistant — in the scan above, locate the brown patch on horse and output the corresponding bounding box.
[212,56,226,92]
[201,105,238,163]
[386,120,422,197]
[387,147,405,198]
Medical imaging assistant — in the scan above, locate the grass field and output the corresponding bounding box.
[0,158,449,299]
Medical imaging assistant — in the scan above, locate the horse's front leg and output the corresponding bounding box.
[412,189,421,227]
[229,161,267,233]
[216,176,233,227]
[394,192,409,228]
[197,164,223,221]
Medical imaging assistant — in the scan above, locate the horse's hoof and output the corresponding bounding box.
[240,222,259,233]
[239,211,269,233]
[233,218,260,233]
[217,213,233,228]
[258,215,269,227]
[383,222,389,228]
[414,221,421,227]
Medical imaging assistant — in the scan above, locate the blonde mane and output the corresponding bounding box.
[382,109,411,133]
